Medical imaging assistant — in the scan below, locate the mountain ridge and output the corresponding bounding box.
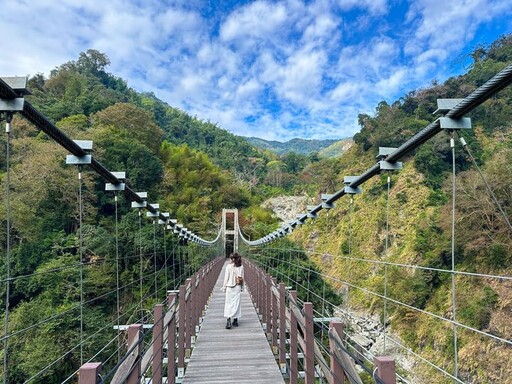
[245,136,351,156]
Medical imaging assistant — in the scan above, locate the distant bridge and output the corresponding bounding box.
[1,63,511,383]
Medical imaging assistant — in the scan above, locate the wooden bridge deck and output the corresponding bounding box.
[182,261,285,384]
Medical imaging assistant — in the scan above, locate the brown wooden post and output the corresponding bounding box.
[152,304,164,384]
[127,324,143,384]
[193,272,200,332]
[279,282,286,373]
[257,266,262,313]
[245,261,250,291]
[304,302,315,384]
[177,284,186,379]
[257,266,262,319]
[329,321,346,384]
[289,291,298,384]
[199,270,204,320]
[260,269,265,324]
[200,268,206,320]
[167,293,177,384]
[196,273,201,327]
[256,267,262,320]
[79,362,102,384]
[205,264,211,304]
[374,356,396,384]
[186,277,194,353]
[271,277,278,352]
[266,273,272,338]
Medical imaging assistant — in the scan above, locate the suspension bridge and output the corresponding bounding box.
[1,63,512,383]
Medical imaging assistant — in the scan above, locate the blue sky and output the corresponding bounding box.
[0,0,511,141]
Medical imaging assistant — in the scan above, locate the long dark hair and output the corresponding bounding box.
[230,252,242,267]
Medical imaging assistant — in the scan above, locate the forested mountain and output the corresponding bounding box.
[0,50,280,382]
[246,136,340,155]
[0,49,338,382]
[26,50,265,175]
[287,34,512,383]
[318,137,353,157]
[1,33,511,383]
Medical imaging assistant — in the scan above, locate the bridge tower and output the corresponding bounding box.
[222,209,238,257]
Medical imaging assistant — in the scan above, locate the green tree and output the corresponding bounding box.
[91,103,164,154]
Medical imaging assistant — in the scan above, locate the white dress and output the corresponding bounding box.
[223,263,244,319]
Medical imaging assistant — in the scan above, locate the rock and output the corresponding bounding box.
[261,195,309,224]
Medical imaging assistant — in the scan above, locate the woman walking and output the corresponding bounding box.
[221,253,244,329]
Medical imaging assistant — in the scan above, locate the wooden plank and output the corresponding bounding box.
[111,325,142,384]
[182,261,285,384]
[330,327,363,384]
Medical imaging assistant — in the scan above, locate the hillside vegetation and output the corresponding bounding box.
[0,33,511,383]
[0,49,336,382]
[287,35,512,383]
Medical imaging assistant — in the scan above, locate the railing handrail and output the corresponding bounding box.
[243,258,394,384]
[78,256,224,384]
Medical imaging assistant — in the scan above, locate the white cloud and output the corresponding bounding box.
[236,79,262,101]
[220,1,288,43]
[338,0,388,15]
[329,81,363,102]
[303,13,339,42]
[278,49,327,105]
[0,0,510,142]
[406,0,512,54]
[375,68,409,96]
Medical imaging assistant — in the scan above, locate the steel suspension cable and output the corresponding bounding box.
[307,258,311,302]
[3,267,162,343]
[26,314,122,384]
[288,248,292,288]
[3,113,12,384]
[163,225,168,291]
[139,209,143,321]
[347,195,354,312]
[253,251,477,383]
[1,254,158,342]
[383,174,391,353]
[248,250,510,346]
[450,133,459,380]
[250,242,511,382]
[384,334,464,384]
[456,132,512,232]
[153,219,157,299]
[321,277,326,343]
[257,259,383,384]
[269,245,512,281]
[0,250,168,287]
[114,192,121,361]
[78,165,84,365]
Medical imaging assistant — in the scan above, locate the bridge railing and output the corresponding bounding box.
[244,259,395,384]
[78,256,223,384]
